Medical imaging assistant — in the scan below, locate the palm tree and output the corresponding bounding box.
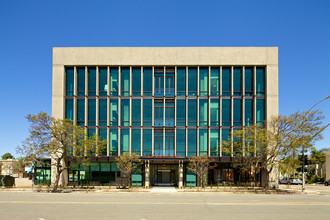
[310,147,326,177]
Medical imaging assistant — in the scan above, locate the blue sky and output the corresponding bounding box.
[1,0,329,157]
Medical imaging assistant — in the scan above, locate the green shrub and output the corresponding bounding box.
[0,175,15,187]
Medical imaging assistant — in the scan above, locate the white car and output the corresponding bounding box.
[279,177,302,185]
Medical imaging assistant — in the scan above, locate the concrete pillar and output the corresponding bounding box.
[145,160,150,188]
[179,161,183,188]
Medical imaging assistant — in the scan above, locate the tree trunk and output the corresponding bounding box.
[261,168,270,188]
[52,173,61,192]
[315,163,318,177]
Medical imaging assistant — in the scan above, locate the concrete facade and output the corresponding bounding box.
[52,47,279,187]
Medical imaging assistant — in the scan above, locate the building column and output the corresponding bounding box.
[179,160,183,188]
[145,160,150,188]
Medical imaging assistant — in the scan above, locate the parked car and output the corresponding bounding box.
[324,180,330,186]
[290,178,302,185]
[279,177,290,184]
[279,177,302,185]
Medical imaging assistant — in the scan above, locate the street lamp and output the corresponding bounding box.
[302,95,330,192]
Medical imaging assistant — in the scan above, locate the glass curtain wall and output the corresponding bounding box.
[199,68,208,96]
[199,99,208,126]
[99,68,107,96]
[121,99,130,126]
[188,68,197,96]
[132,99,141,126]
[110,99,118,126]
[99,99,107,126]
[176,129,185,157]
[88,99,96,126]
[132,68,141,96]
[66,68,74,96]
[65,65,266,159]
[77,68,85,96]
[143,68,152,96]
[121,68,130,96]
[177,68,186,96]
[110,68,119,96]
[210,68,219,96]
[88,67,96,96]
[199,129,208,156]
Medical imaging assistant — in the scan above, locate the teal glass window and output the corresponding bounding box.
[176,129,186,157]
[88,99,96,126]
[165,69,175,96]
[120,129,130,154]
[110,68,119,96]
[143,129,152,156]
[245,99,253,126]
[222,68,231,96]
[121,99,130,126]
[65,99,73,120]
[154,69,164,96]
[222,99,230,127]
[210,99,219,126]
[233,128,242,156]
[176,99,186,126]
[222,129,230,156]
[99,129,107,156]
[177,68,186,96]
[110,99,118,126]
[199,68,208,96]
[188,67,197,96]
[88,129,96,156]
[165,132,174,156]
[210,68,219,96]
[143,68,152,96]
[88,67,96,96]
[233,68,242,96]
[188,129,197,156]
[233,99,242,126]
[143,99,152,126]
[199,129,208,156]
[132,67,141,96]
[99,68,108,96]
[165,102,174,126]
[188,99,197,126]
[199,99,208,126]
[256,99,265,125]
[132,129,141,154]
[132,99,141,126]
[245,67,253,96]
[210,129,219,156]
[154,130,163,156]
[256,68,265,96]
[66,68,74,96]
[77,99,85,126]
[154,102,163,126]
[110,129,118,156]
[121,68,130,96]
[99,99,107,126]
[77,68,85,96]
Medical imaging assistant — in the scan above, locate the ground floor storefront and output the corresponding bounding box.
[63,158,262,187]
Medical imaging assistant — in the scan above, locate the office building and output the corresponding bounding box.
[52,47,278,187]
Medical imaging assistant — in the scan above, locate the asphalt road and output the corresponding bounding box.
[1,191,330,220]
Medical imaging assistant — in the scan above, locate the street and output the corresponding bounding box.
[1,190,330,220]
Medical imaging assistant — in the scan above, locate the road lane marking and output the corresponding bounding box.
[0,201,330,206]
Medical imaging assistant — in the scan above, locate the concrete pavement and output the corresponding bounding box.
[1,191,330,219]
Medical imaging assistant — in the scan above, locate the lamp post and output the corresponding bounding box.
[302,95,330,192]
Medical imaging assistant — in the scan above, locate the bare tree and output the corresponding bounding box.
[225,110,325,188]
[17,112,106,192]
[187,156,216,189]
[115,153,141,187]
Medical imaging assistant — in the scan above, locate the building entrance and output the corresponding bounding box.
[150,164,179,186]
